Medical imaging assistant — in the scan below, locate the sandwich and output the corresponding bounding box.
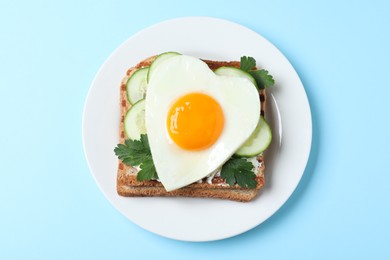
[114,52,274,202]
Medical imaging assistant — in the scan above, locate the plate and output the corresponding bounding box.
[82,17,312,242]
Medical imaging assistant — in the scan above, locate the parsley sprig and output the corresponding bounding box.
[114,135,158,181]
[240,56,275,89]
[220,157,257,188]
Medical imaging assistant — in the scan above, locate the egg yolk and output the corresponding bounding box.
[167,93,224,150]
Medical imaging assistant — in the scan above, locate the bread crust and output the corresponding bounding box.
[117,55,267,202]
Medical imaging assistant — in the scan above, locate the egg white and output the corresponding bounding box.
[145,55,260,191]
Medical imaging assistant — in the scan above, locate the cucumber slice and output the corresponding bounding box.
[124,99,146,140]
[147,52,181,83]
[214,66,257,87]
[235,116,272,157]
[126,67,149,105]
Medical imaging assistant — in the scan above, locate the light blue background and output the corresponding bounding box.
[1,0,389,259]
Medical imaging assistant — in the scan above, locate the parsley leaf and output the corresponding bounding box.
[240,56,256,72]
[138,157,158,181]
[114,134,158,181]
[249,69,275,89]
[239,56,275,89]
[220,157,257,188]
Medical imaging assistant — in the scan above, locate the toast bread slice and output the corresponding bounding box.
[117,56,267,202]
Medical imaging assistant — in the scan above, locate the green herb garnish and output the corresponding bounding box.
[240,56,275,89]
[240,56,256,71]
[220,157,257,188]
[114,134,158,181]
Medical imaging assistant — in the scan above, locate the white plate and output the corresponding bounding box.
[82,17,312,242]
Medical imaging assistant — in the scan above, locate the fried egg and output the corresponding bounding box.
[145,55,260,191]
